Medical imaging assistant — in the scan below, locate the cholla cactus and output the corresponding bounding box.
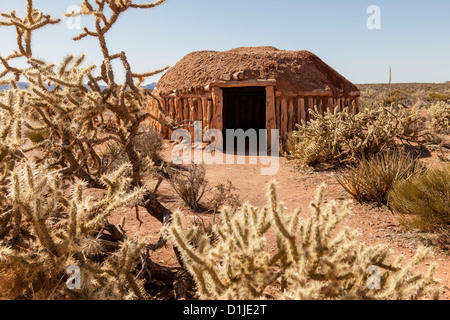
[0,161,149,299]
[0,0,191,300]
[286,105,423,166]
[163,182,439,300]
[428,101,450,134]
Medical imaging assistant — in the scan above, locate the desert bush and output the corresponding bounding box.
[427,91,450,103]
[286,105,422,167]
[208,180,241,214]
[428,101,450,134]
[163,182,439,300]
[134,129,164,163]
[168,164,208,211]
[336,150,423,204]
[388,165,450,232]
[384,89,409,106]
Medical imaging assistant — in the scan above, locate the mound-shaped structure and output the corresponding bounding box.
[156,46,358,96]
[148,46,360,143]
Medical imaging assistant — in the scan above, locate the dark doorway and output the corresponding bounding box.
[222,87,266,154]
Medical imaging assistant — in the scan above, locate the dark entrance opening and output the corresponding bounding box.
[222,86,266,154]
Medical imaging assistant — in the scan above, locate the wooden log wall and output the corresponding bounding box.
[147,94,214,141]
[273,93,360,139]
[147,89,360,142]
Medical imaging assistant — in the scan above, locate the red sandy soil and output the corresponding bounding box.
[109,141,450,300]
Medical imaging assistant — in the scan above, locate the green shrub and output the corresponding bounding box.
[336,150,423,205]
[427,91,450,103]
[384,89,408,106]
[388,165,450,231]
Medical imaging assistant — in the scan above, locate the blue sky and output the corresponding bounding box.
[1,0,449,84]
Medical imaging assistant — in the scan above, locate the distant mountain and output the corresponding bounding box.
[141,82,157,90]
[0,82,157,92]
[0,82,30,91]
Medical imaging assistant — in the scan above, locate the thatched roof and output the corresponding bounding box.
[155,46,359,96]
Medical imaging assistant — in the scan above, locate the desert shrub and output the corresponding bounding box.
[384,89,408,106]
[163,182,439,300]
[208,180,241,214]
[428,101,450,134]
[388,165,450,231]
[168,164,208,211]
[286,105,422,167]
[134,130,164,163]
[427,91,450,103]
[336,150,423,204]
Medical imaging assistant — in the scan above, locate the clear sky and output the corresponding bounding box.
[1,0,449,84]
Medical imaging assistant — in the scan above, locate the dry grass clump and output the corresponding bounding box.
[207,180,241,214]
[286,105,422,167]
[163,182,439,300]
[388,165,450,232]
[336,150,423,205]
[168,164,208,211]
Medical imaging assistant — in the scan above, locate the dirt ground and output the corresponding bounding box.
[109,141,450,300]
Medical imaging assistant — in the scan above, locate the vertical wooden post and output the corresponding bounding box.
[189,98,196,140]
[207,100,213,130]
[298,97,305,123]
[280,98,288,138]
[355,96,360,113]
[327,97,333,113]
[317,97,323,115]
[168,99,175,138]
[175,98,182,124]
[183,99,189,122]
[288,98,294,132]
[275,98,281,130]
[162,98,168,138]
[202,98,208,131]
[265,86,276,148]
[211,87,223,132]
[308,97,314,121]
[195,99,202,142]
